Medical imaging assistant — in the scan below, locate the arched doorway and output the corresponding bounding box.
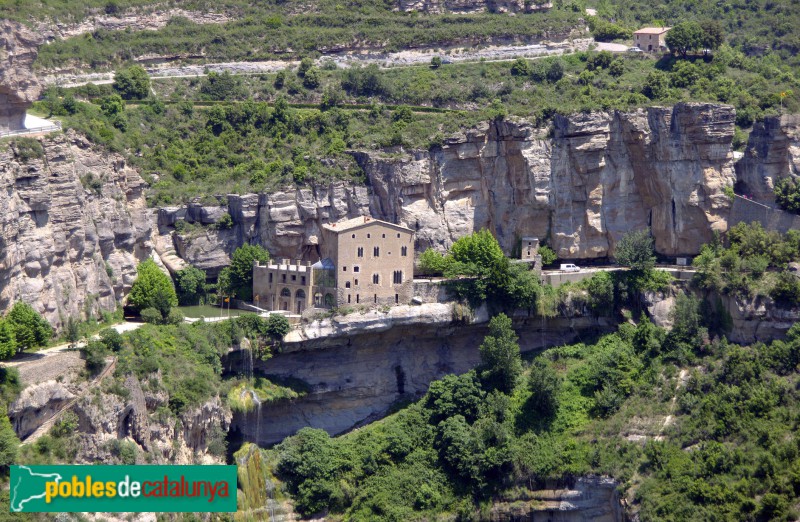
[295,289,306,314]
[280,288,291,311]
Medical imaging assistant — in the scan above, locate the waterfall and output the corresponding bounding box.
[252,390,262,446]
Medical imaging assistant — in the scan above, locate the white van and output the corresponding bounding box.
[560,263,580,272]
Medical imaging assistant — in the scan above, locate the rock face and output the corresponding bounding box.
[164,183,370,277]
[72,373,231,464]
[9,381,75,439]
[396,0,551,13]
[230,304,615,446]
[0,131,152,328]
[168,103,736,275]
[361,102,735,258]
[0,21,43,133]
[736,114,800,204]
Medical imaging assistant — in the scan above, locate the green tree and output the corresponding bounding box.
[0,405,19,472]
[665,21,704,57]
[538,245,557,266]
[112,65,150,100]
[265,314,291,341]
[700,20,725,53]
[0,321,16,360]
[774,177,800,213]
[100,94,124,117]
[478,313,522,394]
[81,340,109,375]
[175,266,208,305]
[510,58,531,76]
[614,229,656,273]
[127,259,178,318]
[6,302,52,352]
[228,244,270,301]
[527,359,560,418]
[450,229,505,271]
[302,67,321,89]
[642,71,670,99]
[298,57,314,77]
[418,248,449,276]
[200,71,244,100]
[98,328,124,352]
[584,271,615,314]
[430,56,442,68]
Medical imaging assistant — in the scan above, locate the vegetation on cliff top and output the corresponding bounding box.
[37,41,798,204]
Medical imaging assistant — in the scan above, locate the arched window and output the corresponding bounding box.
[280,288,291,297]
[324,293,335,307]
[295,289,306,299]
[345,281,351,288]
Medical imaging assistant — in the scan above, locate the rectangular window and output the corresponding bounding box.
[354,266,360,273]
[354,279,359,286]
[401,246,407,257]
[301,276,306,285]
[374,294,377,303]
[395,293,399,304]
[393,271,403,284]
[269,273,273,283]
[291,275,296,281]
[374,246,380,257]
[373,274,380,285]
[356,294,360,303]
[348,294,351,303]
[342,266,347,271]
[282,274,286,283]
[357,247,364,257]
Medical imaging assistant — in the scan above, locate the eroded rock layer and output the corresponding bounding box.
[0,21,43,133]
[0,131,152,328]
[168,103,736,274]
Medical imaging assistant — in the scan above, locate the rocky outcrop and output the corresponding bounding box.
[0,131,152,328]
[231,305,614,446]
[41,9,231,41]
[489,477,623,522]
[361,102,735,258]
[163,183,369,276]
[0,21,43,133]
[736,114,800,204]
[72,372,231,464]
[167,103,736,274]
[9,381,75,439]
[397,0,552,13]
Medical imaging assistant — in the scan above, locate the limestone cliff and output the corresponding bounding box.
[0,21,42,133]
[166,103,735,274]
[736,114,800,204]
[67,372,230,464]
[0,131,152,328]
[230,304,614,446]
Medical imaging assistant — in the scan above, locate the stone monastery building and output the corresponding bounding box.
[253,216,415,313]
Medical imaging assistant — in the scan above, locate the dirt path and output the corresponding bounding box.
[2,321,143,386]
[44,38,601,88]
[20,357,118,446]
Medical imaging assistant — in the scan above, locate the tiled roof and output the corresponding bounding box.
[634,27,671,34]
[322,216,413,234]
